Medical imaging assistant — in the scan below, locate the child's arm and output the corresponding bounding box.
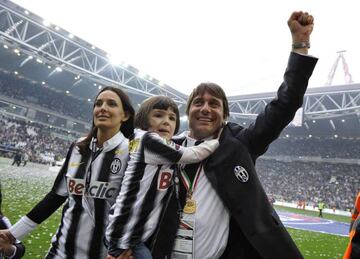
[143,132,219,165]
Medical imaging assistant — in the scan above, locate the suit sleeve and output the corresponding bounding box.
[239,52,318,158]
[143,132,219,164]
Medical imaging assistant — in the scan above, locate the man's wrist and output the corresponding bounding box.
[292,42,310,49]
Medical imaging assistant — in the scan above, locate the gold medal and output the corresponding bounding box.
[183,198,197,214]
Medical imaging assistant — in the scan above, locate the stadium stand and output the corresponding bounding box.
[267,137,360,159]
[0,113,78,164]
[257,159,359,211]
[0,70,92,122]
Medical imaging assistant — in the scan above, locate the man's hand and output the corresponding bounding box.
[288,11,314,54]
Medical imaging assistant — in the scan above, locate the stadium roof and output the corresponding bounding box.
[1,0,360,138]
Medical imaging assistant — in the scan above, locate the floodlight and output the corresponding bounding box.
[43,20,51,27]
[138,71,146,78]
[108,55,123,66]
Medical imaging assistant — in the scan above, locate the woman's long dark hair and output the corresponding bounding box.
[77,86,135,155]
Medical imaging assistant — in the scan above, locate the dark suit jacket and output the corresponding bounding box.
[150,52,318,259]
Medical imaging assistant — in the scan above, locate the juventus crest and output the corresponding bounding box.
[110,158,122,174]
[234,165,249,183]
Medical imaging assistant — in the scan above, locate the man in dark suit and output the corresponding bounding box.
[149,11,318,259]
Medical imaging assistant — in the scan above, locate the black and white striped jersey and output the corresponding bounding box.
[10,132,130,259]
[105,129,219,251]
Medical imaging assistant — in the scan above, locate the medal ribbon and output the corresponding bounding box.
[180,164,202,198]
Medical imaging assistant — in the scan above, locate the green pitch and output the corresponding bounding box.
[0,158,349,258]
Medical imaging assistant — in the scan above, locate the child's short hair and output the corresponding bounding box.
[135,96,180,134]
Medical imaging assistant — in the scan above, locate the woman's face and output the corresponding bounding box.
[93,90,129,132]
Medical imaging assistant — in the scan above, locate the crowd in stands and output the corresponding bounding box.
[0,114,78,164]
[266,137,360,159]
[257,159,359,211]
[0,72,92,121]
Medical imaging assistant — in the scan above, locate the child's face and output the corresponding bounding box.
[148,108,177,140]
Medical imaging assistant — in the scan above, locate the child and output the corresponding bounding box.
[106,96,219,259]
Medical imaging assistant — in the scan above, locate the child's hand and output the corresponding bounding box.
[107,249,134,259]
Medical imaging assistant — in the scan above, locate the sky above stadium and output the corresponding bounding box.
[11,0,360,96]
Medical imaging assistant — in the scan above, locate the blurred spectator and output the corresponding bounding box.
[21,152,28,167]
[11,151,21,166]
[318,201,325,217]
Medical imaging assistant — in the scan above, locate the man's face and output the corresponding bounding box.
[188,92,224,140]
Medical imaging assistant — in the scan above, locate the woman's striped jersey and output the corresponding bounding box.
[10,132,129,259]
[106,128,219,251]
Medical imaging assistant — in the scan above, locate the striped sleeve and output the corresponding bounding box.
[143,132,219,165]
[105,140,148,250]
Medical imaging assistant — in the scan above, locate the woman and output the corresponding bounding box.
[0,86,135,259]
